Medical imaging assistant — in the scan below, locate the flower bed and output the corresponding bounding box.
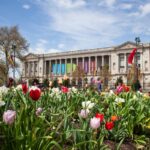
[0,86,150,149]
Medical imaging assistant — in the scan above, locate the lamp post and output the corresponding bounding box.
[135,37,141,81]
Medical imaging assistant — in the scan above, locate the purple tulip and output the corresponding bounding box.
[90,117,100,129]
[36,107,43,116]
[3,110,16,125]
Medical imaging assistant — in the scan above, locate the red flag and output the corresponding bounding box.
[128,48,137,64]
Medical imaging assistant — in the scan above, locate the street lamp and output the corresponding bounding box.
[135,37,141,81]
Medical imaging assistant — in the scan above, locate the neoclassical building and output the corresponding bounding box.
[22,41,150,90]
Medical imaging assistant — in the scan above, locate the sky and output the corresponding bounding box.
[1,0,150,54]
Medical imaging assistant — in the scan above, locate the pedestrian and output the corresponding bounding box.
[97,78,102,93]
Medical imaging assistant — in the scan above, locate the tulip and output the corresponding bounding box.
[105,121,114,130]
[22,83,28,94]
[58,78,62,84]
[115,97,125,103]
[95,113,104,122]
[3,110,16,125]
[29,86,41,101]
[82,101,95,109]
[0,101,5,107]
[61,86,68,93]
[16,84,22,90]
[49,81,52,87]
[79,109,89,119]
[111,115,118,122]
[36,107,43,116]
[63,75,68,80]
[90,117,100,129]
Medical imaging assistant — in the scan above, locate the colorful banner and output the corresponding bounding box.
[57,64,61,74]
[67,63,71,73]
[84,61,88,73]
[52,64,56,75]
[73,64,76,71]
[61,64,65,75]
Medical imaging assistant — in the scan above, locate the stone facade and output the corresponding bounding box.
[22,41,150,90]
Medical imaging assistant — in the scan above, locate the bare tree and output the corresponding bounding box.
[98,64,111,89]
[0,26,29,84]
[72,66,85,84]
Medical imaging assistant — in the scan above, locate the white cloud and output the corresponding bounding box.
[121,3,132,9]
[22,4,31,10]
[56,0,86,9]
[139,3,150,16]
[30,39,62,54]
[98,0,116,7]
[105,0,116,7]
[30,0,150,51]
[58,43,65,49]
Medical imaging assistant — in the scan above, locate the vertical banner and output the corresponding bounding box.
[57,64,60,74]
[73,64,76,71]
[61,64,65,75]
[67,63,71,74]
[84,61,88,73]
[78,61,82,70]
[52,64,55,75]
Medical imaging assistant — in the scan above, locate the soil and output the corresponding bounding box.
[104,140,136,150]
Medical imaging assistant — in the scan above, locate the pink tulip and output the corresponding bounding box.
[3,110,16,125]
[90,117,100,129]
[36,107,43,116]
[79,109,89,119]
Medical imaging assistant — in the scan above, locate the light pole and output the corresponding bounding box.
[135,37,141,81]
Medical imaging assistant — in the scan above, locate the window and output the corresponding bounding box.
[35,63,38,72]
[136,53,140,68]
[119,54,124,68]
[25,63,28,74]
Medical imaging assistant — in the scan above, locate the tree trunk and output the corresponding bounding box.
[4,50,9,85]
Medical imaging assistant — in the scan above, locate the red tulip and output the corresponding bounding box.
[61,86,68,93]
[22,83,28,94]
[122,85,130,92]
[105,121,114,130]
[29,86,41,101]
[95,113,104,122]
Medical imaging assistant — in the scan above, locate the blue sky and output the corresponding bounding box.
[1,0,150,54]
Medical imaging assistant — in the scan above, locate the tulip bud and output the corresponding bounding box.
[3,110,16,125]
[95,113,104,122]
[79,109,89,119]
[36,107,43,116]
[105,121,114,130]
[61,86,68,93]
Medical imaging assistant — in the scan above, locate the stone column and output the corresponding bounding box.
[49,60,51,76]
[95,56,97,75]
[55,60,57,75]
[109,55,111,72]
[71,58,73,76]
[82,57,84,71]
[102,56,104,67]
[124,54,127,73]
[76,58,78,67]
[33,62,35,76]
[28,62,30,77]
[89,56,91,75]
[60,59,62,75]
[44,61,47,75]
